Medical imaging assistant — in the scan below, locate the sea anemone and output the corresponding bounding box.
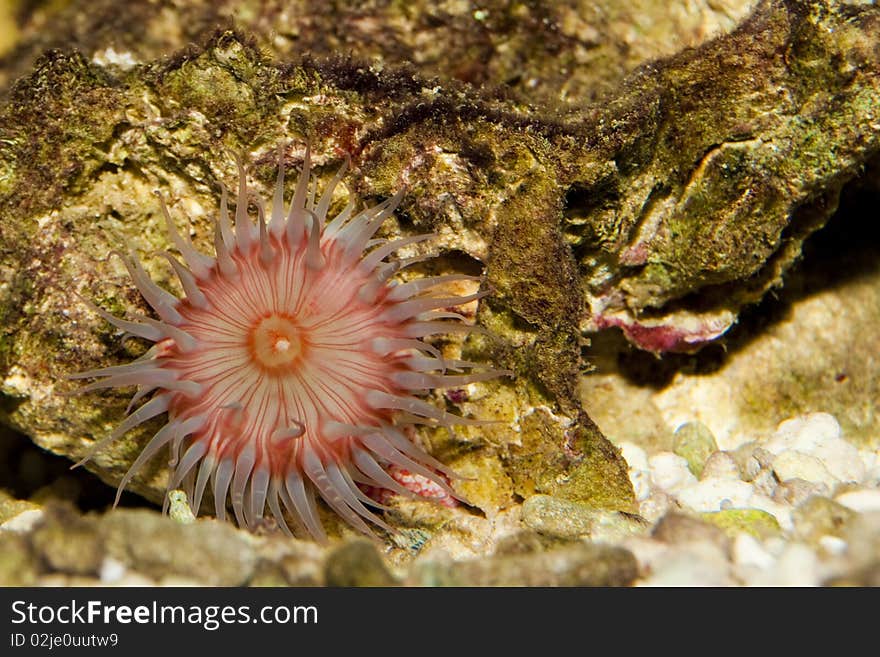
[72,144,507,541]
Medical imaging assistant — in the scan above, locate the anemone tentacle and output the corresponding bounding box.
[74,144,510,541]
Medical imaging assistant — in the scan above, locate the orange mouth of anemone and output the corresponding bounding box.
[249,314,305,372]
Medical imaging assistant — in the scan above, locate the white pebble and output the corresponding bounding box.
[676,478,754,512]
[639,491,673,523]
[813,442,865,484]
[744,454,763,480]
[746,542,819,586]
[859,448,877,473]
[629,469,652,501]
[109,572,156,587]
[765,413,864,483]
[649,452,697,492]
[861,450,880,486]
[622,443,652,501]
[733,533,775,570]
[0,509,44,533]
[700,451,740,480]
[762,535,788,557]
[834,489,880,513]
[751,467,778,497]
[619,442,649,471]
[638,542,733,587]
[100,558,127,584]
[766,413,841,454]
[621,536,669,573]
[817,534,848,556]
[771,450,838,490]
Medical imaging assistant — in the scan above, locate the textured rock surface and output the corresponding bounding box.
[0,0,878,585]
[0,0,758,105]
[0,30,646,526]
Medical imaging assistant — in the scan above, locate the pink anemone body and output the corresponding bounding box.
[73,145,505,541]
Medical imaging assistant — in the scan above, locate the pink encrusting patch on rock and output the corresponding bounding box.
[71,145,509,541]
[592,311,734,354]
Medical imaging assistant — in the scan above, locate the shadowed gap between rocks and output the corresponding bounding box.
[597,156,880,389]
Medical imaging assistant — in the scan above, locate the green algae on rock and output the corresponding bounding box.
[0,30,634,536]
[673,422,719,478]
[0,0,879,547]
[700,508,782,540]
[521,494,648,540]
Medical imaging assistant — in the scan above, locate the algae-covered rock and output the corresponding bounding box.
[408,541,638,586]
[0,488,39,524]
[0,501,328,586]
[0,24,636,536]
[521,494,648,540]
[0,0,879,554]
[324,539,400,587]
[673,422,718,478]
[700,508,782,539]
[29,504,106,576]
[0,494,644,585]
[0,531,39,586]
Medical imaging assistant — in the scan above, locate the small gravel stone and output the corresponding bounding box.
[620,443,651,501]
[732,444,776,481]
[520,495,594,538]
[701,508,781,539]
[639,491,674,523]
[834,489,880,513]
[676,478,754,512]
[652,512,730,550]
[751,467,778,497]
[765,413,864,483]
[791,496,855,543]
[99,558,127,584]
[745,542,819,586]
[700,451,740,480]
[672,422,718,478]
[649,452,697,492]
[732,533,775,570]
[858,449,877,474]
[410,543,638,586]
[629,468,652,502]
[522,495,647,540]
[638,542,732,586]
[817,534,847,556]
[0,508,44,533]
[772,478,829,506]
[812,446,859,480]
[766,413,842,453]
[772,450,839,490]
[324,539,399,587]
[745,494,793,530]
[619,442,649,471]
